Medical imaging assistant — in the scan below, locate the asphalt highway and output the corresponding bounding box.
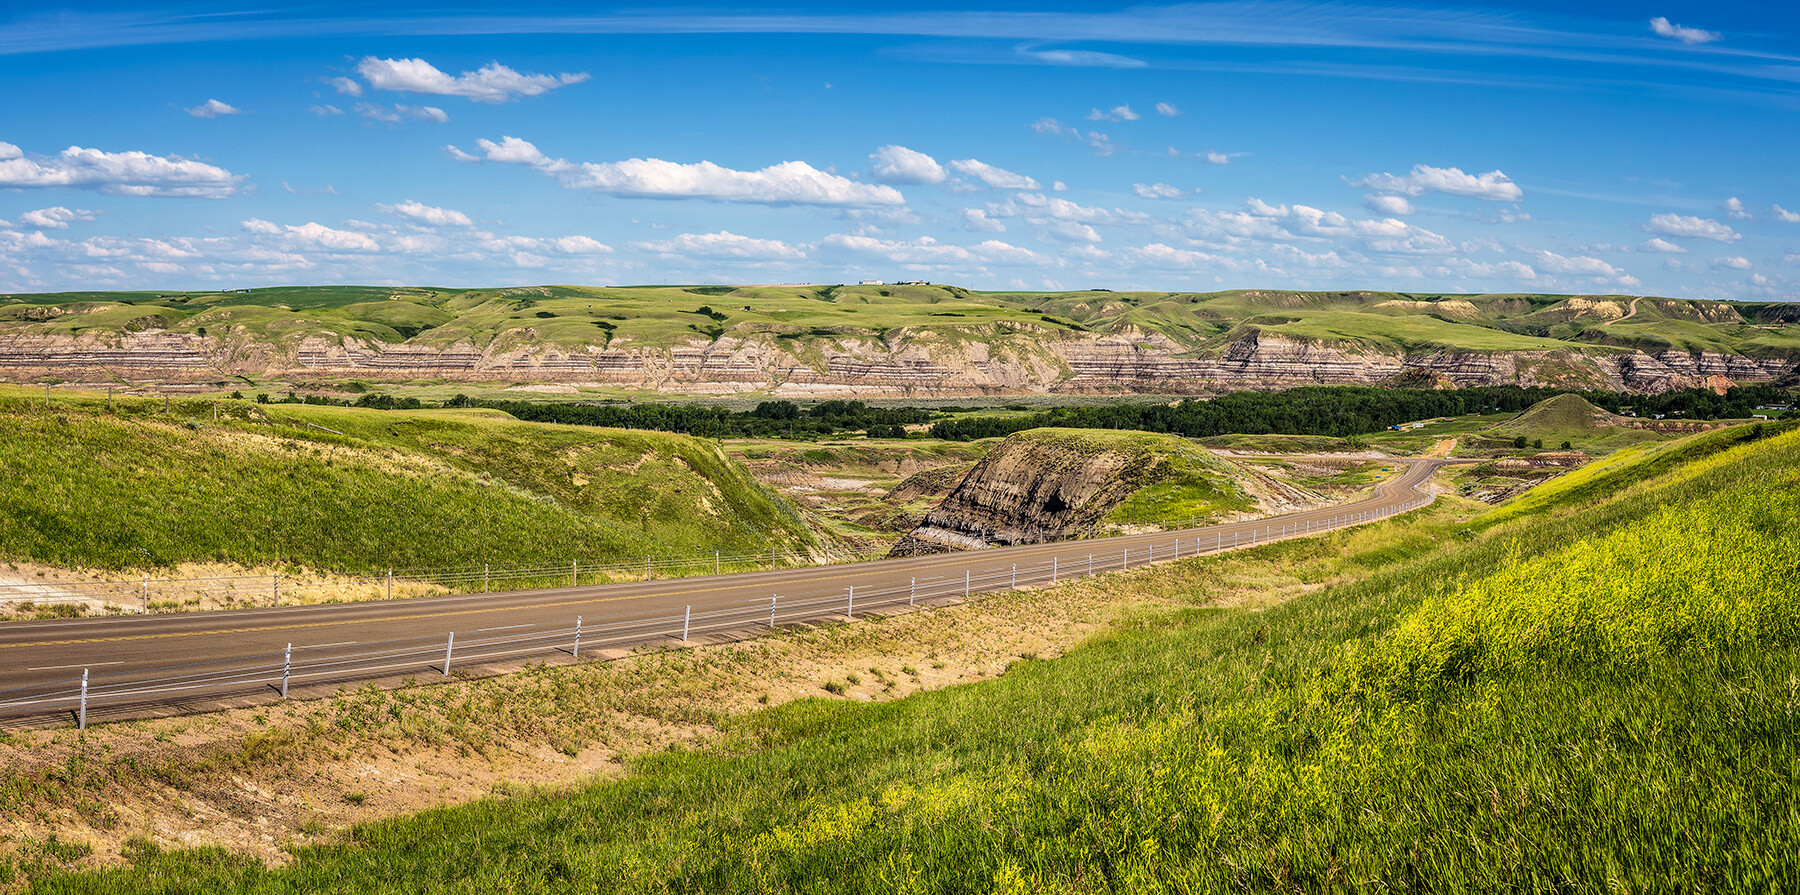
[0,456,1452,725]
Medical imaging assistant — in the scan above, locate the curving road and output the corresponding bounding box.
[0,456,1454,726]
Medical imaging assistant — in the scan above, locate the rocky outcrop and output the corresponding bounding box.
[888,428,1192,556]
[5,319,1797,397]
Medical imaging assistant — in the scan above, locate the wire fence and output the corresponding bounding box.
[0,496,1432,729]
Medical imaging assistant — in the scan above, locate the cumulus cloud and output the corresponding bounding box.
[1155,102,1179,117]
[633,230,804,260]
[186,99,241,118]
[0,142,242,198]
[546,235,613,254]
[1363,194,1415,215]
[1353,163,1523,201]
[962,208,1006,232]
[1642,237,1687,253]
[242,219,382,252]
[1723,196,1751,220]
[1775,205,1800,223]
[1017,47,1147,68]
[1133,182,1185,200]
[354,57,590,103]
[869,145,946,185]
[950,158,1040,190]
[377,200,473,227]
[991,192,1150,226]
[356,103,449,124]
[1712,256,1752,270]
[1533,250,1628,279]
[18,207,96,230]
[454,136,903,206]
[820,233,1044,266]
[328,77,363,97]
[1644,213,1740,242]
[1202,151,1230,165]
[1087,104,1140,122]
[1649,16,1720,44]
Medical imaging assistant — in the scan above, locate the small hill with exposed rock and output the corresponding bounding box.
[888,428,1253,555]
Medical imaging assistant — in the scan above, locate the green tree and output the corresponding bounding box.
[1513,435,1528,449]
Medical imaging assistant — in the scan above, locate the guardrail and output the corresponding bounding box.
[0,497,1431,729]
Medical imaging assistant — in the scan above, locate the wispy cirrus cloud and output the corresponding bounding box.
[453,136,904,206]
[949,158,1040,190]
[186,98,240,118]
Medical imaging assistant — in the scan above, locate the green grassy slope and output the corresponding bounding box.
[0,389,816,574]
[6,285,1795,374]
[43,422,1797,891]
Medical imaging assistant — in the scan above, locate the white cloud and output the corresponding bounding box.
[18,207,96,230]
[949,158,1040,190]
[0,143,242,198]
[821,233,1044,266]
[1353,163,1523,201]
[1051,180,1068,192]
[377,200,473,227]
[1133,182,1185,200]
[1087,104,1139,122]
[309,104,344,116]
[1030,117,1074,137]
[869,145,946,185]
[1533,250,1627,279]
[1775,205,1800,223]
[356,103,449,124]
[1712,256,1752,270]
[1039,220,1103,243]
[1644,213,1740,242]
[328,76,363,97]
[241,219,381,252]
[457,136,903,206]
[1155,102,1179,117]
[1363,194,1415,215]
[354,57,590,103]
[962,208,1006,232]
[633,230,804,260]
[1649,16,1721,45]
[1017,47,1147,68]
[186,99,241,118]
[547,235,613,254]
[1723,197,1751,220]
[1642,237,1687,253]
[995,193,1150,226]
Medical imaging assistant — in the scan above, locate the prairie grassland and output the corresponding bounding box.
[21,423,1799,893]
[0,390,817,580]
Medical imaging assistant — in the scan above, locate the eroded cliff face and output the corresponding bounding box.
[3,325,1795,396]
[887,429,1196,556]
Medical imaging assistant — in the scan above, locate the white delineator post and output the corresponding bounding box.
[443,632,455,675]
[682,605,691,642]
[281,643,292,698]
[573,616,582,658]
[78,668,89,730]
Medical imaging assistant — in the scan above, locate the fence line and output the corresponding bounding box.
[0,495,1432,729]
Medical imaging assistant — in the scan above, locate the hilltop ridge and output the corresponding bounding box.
[3,285,1797,396]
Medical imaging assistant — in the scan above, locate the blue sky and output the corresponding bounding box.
[3,2,1798,299]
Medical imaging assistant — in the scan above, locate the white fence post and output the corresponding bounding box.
[272,573,279,607]
[281,643,292,698]
[484,563,490,593]
[715,551,720,576]
[443,632,455,675]
[141,575,148,612]
[572,560,578,587]
[386,569,393,600]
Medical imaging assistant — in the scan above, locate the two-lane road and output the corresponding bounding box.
[0,456,1453,725]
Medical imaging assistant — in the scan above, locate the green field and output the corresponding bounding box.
[0,387,818,576]
[30,415,1796,889]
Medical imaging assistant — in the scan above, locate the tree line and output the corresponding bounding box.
[926,384,1797,441]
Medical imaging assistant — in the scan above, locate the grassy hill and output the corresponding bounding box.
[38,424,1798,888]
[0,387,818,576]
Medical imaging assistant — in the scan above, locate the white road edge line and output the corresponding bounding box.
[28,661,125,671]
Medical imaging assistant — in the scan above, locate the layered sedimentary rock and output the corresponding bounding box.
[4,325,1796,396]
[888,429,1178,556]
